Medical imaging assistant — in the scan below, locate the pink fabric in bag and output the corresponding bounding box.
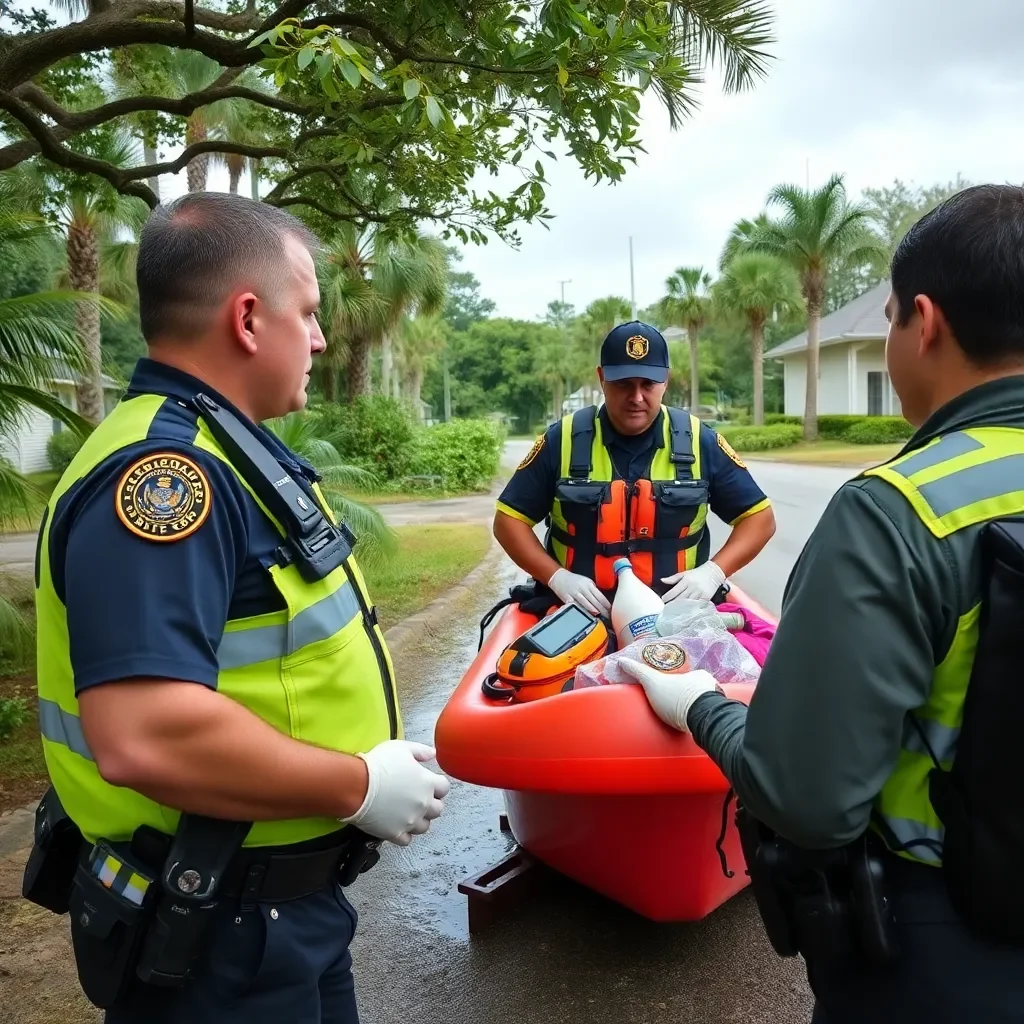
[717,602,776,667]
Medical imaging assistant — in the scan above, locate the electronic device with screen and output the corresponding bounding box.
[482,603,610,703]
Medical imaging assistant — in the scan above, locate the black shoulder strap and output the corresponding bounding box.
[191,393,352,582]
[667,407,697,481]
[568,406,598,479]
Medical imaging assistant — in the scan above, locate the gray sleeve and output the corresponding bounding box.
[688,481,948,849]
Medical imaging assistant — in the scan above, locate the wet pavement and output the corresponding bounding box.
[346,552,817,1024]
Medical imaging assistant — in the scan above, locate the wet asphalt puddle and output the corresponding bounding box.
[347,556,815,1024]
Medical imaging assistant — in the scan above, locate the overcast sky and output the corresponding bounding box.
[158,0,1024,322]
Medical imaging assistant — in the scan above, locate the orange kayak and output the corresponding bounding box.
[434,585,777,922]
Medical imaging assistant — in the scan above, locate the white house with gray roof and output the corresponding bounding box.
[764,280,901,418]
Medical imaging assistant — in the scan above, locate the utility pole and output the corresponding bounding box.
[629,236,637,320]
[442,351,451,422]
[557,279,571,419]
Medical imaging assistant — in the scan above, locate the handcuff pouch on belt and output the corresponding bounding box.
[736,804,900,967]
[22,785,82,914]
[23,804,252,1010]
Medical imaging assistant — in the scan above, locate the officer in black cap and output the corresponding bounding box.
[494,320,776,615]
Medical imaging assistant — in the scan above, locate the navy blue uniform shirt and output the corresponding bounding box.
[496,407,770,528]
[48,358,320,696]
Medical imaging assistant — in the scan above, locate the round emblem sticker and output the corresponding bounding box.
[116,452,212,542]
[640,640,689,672]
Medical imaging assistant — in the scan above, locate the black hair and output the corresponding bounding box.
[891,183,1024,365]
[135,191,321,342]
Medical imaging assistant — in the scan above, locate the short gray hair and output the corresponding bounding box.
[136,192,321,342]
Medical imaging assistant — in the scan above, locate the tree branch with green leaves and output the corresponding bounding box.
[0,1,777,239]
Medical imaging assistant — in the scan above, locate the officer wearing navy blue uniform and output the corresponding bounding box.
[25,193,450,1024]
[494,321,776,616]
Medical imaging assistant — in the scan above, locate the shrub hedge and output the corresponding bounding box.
[46,430,83,474]
[415,418,505,491]
[718,424,804,451]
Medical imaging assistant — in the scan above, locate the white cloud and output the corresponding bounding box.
[451,0,1024,321]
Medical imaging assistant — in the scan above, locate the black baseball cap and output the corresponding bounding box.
[599,321,670,383]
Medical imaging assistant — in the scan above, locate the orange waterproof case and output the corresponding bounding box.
[481,603,609,703]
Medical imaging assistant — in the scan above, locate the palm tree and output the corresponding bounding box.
[718,213,771,272]
[574,296,632,404]
[264,411,397,570]
[56,131,149,423]
[714,252,803,425]
[741,174,883,440]
[319,226,449,400]
[660,267,713,412]
[396,313,447,416]
[0,288,111,664]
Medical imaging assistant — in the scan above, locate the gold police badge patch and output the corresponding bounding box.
[116,452,211,542]
[717,432,746,468]
[517,434,545,470]
[626,334,649,360]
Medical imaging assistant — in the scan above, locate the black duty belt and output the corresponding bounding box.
[218,828,380,905]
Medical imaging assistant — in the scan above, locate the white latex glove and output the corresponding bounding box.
[660,560,726,604]
[341,740,451,846]
[548,567,611,617]
[618,658,722,733]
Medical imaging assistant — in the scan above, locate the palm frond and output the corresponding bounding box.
[0,454,44,530]
[318,487,398,571]
[0,588,34,668]
[671,0,777,94]
[0,382,94,438]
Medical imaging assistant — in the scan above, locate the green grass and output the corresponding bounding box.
[744,440,904,466]
[362,523,490,629]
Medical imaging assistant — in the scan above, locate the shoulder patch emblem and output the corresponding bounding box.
[716,432,747,469]
[517,435,545,470]
[116,452,212,542]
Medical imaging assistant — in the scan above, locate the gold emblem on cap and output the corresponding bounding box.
[626,334,648,360]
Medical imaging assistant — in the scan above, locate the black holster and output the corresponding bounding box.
[736,805,900,968]
[928,516,1024,942]
[63,814,251,1009]
[22,786,82,915]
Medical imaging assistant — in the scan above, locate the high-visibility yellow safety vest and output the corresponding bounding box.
[546,405,710,592]
[865,425,1024,866]
[35,393,401,848]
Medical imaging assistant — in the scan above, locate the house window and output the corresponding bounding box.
[867,371,885,416]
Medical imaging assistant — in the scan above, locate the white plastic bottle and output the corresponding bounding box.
[611,557,665,648]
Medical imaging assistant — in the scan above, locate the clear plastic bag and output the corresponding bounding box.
[573,608,762,689]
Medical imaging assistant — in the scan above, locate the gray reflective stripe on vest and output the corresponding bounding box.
[903,715,959,764]
[217,579,361,671]
[916,453,1024,519]
[881,815,944,865]
[891,431,983,478]
[38,698,94,762]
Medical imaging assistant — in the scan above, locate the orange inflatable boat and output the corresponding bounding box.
[434,585,777,923]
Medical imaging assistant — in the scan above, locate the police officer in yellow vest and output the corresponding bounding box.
[22,193,450,1023]
[618,184,1024,1022]
[493,321,777,617]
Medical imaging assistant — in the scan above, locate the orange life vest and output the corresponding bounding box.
[545,406,709,594]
